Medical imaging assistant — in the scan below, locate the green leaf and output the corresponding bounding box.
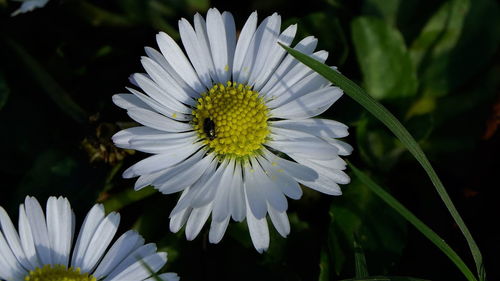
[329,178,407,275]
[349,163,477,281]
[354,235,369,278]
[0,71,9,111]
[280,44,484,281]
[410,0,500,98]
[362,0,400,25]
[351,16,418,100]
[101,186,156,212]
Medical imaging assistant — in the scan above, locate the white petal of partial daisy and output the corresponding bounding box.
[141,56,196,106]
[106,250,167,281]
[126,107,192,133]
[24,196,52,265]
[80,212,120,273]
[131,74,191,114]
[169,157,218,216]
[134,170,167,191]
[270,86,343,119]
[242,162,268,219]
[0,231,26,280]
[248,13,281,86]
[179,18,213,88]
[112,93,149,110]
[169,202,191,233]
[263,50,328,96]
[112,126,166,149]
[261,148,319,182]
[144,46,198,98]
[250,157,288,213]
[257,156,302,200]
[153,149,214,195]
[92,230,145,279]
[266,70,331,108]
[0,206,32,269]
[185,203,212,241]
[104,243,157,280]
[267,203,290,238]
[211,159,235,222]
[266,137,338,160]
[260,36,318,95]
[206,8,232,83]
[322,139,353,156]
[232,11,257,82]
[156,32,204,93]
[229,161,246,222]
[46,197,73,266]
[145,272,180,281]
[11,0,49,16]
[126,88,190,122]
[253,24,297,91]
[123,143,201,178]
[245,196,269,254]
[190,159,230,208]
[73,206,105,268]
[18,204,40,268]
[270,119,349,139]
[222,11,236,74]
[208,215,230,244]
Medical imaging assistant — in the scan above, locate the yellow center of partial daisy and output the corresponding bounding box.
[24,265,96,281]
[192,82,270,157]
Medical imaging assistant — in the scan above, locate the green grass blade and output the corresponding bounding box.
[280,44,484,280]
[349,163,477,281]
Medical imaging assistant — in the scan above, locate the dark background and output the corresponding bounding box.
[0,0,499,280]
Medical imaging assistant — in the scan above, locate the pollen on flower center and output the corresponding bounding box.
[24,264,97,281]
[192,81,270,157]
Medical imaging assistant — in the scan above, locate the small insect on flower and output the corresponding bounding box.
[203,117,217,140]
[112,8,352,253]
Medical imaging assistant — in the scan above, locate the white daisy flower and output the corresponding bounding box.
[113,8,352,253]
[0,196,179,281]
[10,0,49,16]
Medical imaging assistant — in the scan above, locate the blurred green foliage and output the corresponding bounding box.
[0,0,498,280]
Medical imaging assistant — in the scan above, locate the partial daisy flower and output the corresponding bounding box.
[0,196,179,281]
[113,8,352,253]
[10,0,49,16]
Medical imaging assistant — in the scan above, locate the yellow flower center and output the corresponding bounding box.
[24,265,96,281]
[192,82,270,157]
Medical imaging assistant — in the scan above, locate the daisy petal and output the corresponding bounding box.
[209,216,230,244]
[233,11,258,82]
[24,196,52,265]
[267,203,290,238]
[0,206,32,269]
[126,107,192,133]
[245,196,269,253]
[46,197,73,266]
[185,203,212,241]
[270,119,349,139]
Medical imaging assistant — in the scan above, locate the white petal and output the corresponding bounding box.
[245,196,269,253]
[270,118,349,138]
[145,272,180,281]
[123,143,201,178]
[179,18,213,88]
[290,155,350,185]
[261,148,318,181]
[270,86,342,119]
[322,139,353,156]
[248,13,281,86]
[127,133,198,154]
[92,230,145,279]
[18,204,40,268]
[211,159,236,221]
[156,32,204,93]
[253,24,297,91]
[144,46,198,98]
[185,203,212,241]
[232,11,257,82]
[257,157,302,200]
[112,126,164,148]
[266,137,338,160]
[193,13,217,83]
[126,107,192,132]
[229,163,246,222]
[250,157,288,213]
[106,251,167,281]
[189,159,230,208]
[222,11,236,76]
[153,150,214,195]
[72,205,105,268]
[288,155,344,195]
[242,161,268,219]
[112,93,149,110]
[126,88,190,122]
[267,203,290,238]
[169,200,191,234]
[260,36,319,95]
[0,231,26,280]
[104,243,157,280]
[208,216,230,244]
[46,197,73,266]
[0,206,32,269]
[141,56,196,106]
[206,8,232,83]
[80,212,120,273]
[24,196,52,265]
